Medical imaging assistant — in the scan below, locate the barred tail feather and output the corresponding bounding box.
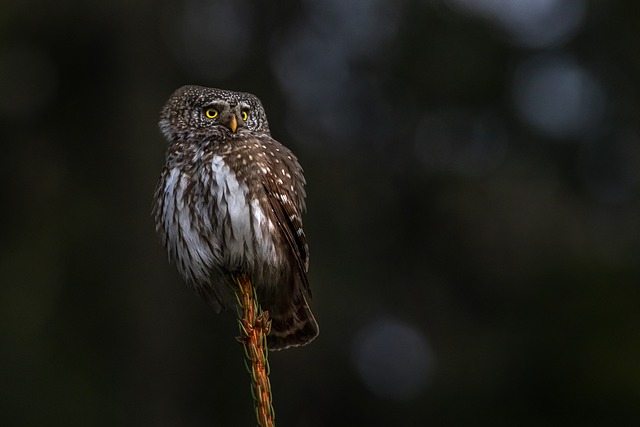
[267,295,318,351]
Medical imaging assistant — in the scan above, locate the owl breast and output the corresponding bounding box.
[158,154,280,290]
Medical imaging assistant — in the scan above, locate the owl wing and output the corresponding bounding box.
[262,171,311,296]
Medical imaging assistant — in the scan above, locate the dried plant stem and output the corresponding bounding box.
[234,273,275,427]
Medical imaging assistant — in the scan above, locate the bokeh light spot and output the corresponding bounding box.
[448,0,586,49]
[271,0,401,149]
[352,317,435,401]
[512,54,607,140]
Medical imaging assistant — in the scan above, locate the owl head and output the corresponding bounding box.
[159,85,270,142]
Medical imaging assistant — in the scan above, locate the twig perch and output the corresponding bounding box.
[234,273,275,427]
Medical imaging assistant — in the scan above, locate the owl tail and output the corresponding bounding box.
[267,294,319,351]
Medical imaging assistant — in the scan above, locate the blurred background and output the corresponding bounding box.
[2,0,640,425]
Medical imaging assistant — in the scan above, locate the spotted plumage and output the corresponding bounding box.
[153,85,318,350]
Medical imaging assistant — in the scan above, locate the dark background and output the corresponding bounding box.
[2,0,640,425]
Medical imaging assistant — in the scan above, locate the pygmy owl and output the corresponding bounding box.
[153,85,318,350]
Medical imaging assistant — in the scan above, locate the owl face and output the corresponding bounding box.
[159,85,270,142]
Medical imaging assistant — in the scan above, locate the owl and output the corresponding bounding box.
[153,85,318,350]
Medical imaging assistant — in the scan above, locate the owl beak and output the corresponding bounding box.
[229,115,238,133]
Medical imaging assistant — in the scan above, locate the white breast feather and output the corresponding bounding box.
[163,168,215,283]
[211,155,278,267]
[161,155,279,285]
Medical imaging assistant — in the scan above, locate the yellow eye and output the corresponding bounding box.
[205,108,219,119]
[241,110,249,121]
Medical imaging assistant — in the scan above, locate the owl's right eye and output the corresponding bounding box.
[204,108,219,119]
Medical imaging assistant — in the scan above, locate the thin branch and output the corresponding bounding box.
[234,273,275,427]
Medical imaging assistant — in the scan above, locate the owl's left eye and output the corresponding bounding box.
[205,108,219,119]
[241,110,249,121]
